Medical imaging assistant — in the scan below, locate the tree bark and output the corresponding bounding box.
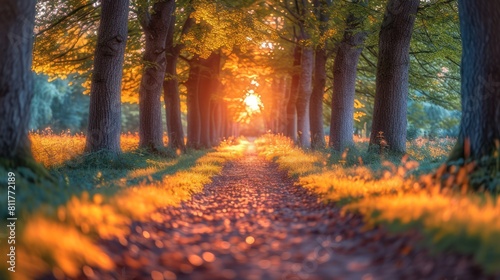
[210,101,222,146]
[279,76,290,134]
[296,46,314,148]
[164,4,186,152]
[165,5,193,152]
[85,0,129,154]
[310,0,332,149]
[138,0,175,151]
[186,57,201,149]
[330,6,368,152]
[286,45,301,142]
[0,0,36,160]
[164,52,186,151]
[186,53,220,149]
[453,0,500,159]
[310,46,326,149]
[198,52,221,149]
[369,0,419,154]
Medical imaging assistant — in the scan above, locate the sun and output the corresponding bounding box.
[244,94,262,112]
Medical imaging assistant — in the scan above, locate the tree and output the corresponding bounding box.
[164,2,193,152]
[369,0,419,154]
[85,0,129,153]
[186,56,202,149]
[309,0,333,149]
[286,45,301,142]
[198,52,221,149]
[451,1,500,160]
[296,39,314,148]
[183,0,271,148]
[0,0,37,161]
[137,0,175,151]
[329,1,368,151]
[293,0,315,148]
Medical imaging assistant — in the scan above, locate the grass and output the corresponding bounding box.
[256,134,500,273]
[0,132,247,280]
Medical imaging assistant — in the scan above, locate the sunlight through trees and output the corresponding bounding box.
[1,0,500,279]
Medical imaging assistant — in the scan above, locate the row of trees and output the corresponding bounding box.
[261,0,460,154]
[30,0,459,155]
[0,0,499,168]
[32,0,271,154]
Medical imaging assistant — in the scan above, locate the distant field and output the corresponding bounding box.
[30,130,171,168]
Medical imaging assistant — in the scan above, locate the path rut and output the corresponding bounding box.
[89,144,488,280]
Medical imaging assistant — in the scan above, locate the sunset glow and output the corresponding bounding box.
[244,94,262,112]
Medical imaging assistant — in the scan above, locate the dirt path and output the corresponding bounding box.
[89,144,487,280]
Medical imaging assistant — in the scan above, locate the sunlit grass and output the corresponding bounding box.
[1,134,248,280]
[256,134,500,272]
[19,216,115,279]
[30,129,169,168]
[406,137,455,162]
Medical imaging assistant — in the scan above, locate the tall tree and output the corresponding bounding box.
[295,0,314,148]
[198,52,221,149]
[138,0,175,151]
[296,39,314,148]
[369,0,419,154]
[286,45,301,142]
[164,3,193,152]
[451,1,500,161]
[0,0,37,161]
[310,0,333,149]
[85,0,129,153]
[186,56,201,149]
[329,0,368,151]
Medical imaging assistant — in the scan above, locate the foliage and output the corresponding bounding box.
[32,0,464,131]
[30,74,90,132]
[29,76,152,134]
[34,0,144,103]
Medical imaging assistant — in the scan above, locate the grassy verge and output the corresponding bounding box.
[256,134,500,273]
[0,133,247,280]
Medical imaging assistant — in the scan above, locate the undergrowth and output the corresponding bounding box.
[256,134,500,273]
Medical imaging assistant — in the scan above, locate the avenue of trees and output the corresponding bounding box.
[1,0,499,175]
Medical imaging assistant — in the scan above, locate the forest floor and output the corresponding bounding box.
[83,143,490,280]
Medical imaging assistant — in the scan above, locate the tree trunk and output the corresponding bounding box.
[310,0,332,149]
[221,103,230,139]
[198,52,221,149]
[453,1,500,159]
[286,45,301,142]
[369,0,419,154]
[269,78,279,133]
[85,0,129,154]
[330,7,368,152]
[210,101,222,146]
[310,46,326,149]
[279,76,290,134]
[296,46,314,148]
[138,0,174,151]
[198,62,212,149]
[164,52,186,152]
[0,0,36,160]
[164,4,186,152]
[186,57,201,149]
